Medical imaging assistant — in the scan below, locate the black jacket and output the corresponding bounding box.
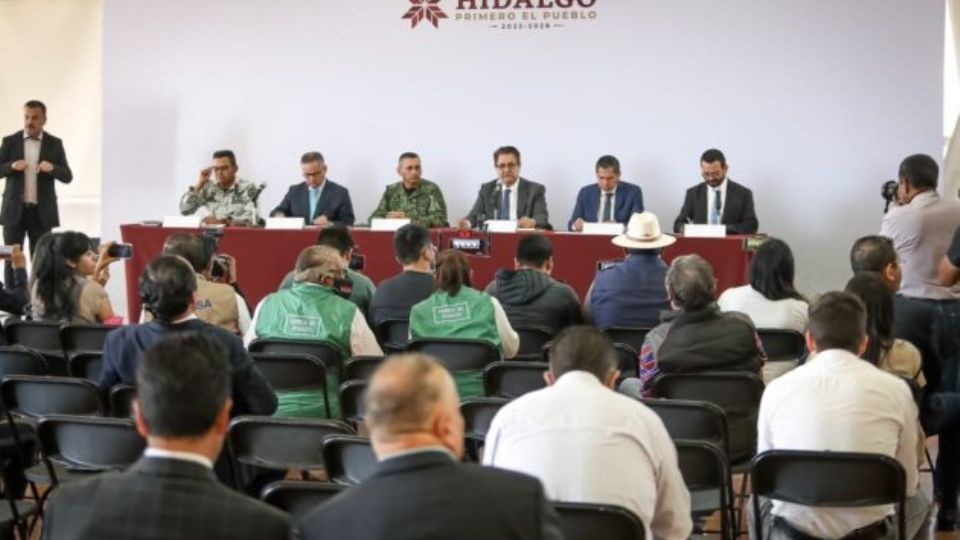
[486,269,582,335]
[0,131,72,229]
[673,179,758,234]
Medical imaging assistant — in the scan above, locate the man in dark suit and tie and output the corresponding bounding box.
[299,353,563,540]
[458,146,551,230]
[271,151,355,226]
[0,100,72,282]
[672,148,758,234]
[42,332,293,540]
[568,155,644,231]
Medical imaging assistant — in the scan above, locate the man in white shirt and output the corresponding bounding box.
[755,291,930,539]
[483,325,692,540]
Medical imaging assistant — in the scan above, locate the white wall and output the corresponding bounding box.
[102,0,944,312]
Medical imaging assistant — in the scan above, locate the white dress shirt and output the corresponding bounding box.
[22,131,41,204]
[144,447,214,469]
[497,181,519,221]
[758,348,919,537]
[483,371,692,540]
[596,184,618,222]
[705,178,728,225]
[717,285,808,333]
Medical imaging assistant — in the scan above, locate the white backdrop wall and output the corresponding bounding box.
[102,0,943,314]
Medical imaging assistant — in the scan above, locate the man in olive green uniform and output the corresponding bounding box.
[179,150,261,226]
[369,152,448,228]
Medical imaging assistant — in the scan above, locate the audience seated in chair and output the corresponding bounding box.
[298,353,563,540]
[43,333,292,540]
[0,244,29,317]
[485,235,583,336]
[30,231,120,324]
[484,325,691,540]
[368,223,436,327]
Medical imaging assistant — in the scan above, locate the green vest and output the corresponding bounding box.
[254,283,357,358]
[409,287,500,348]
[278,269,374,315]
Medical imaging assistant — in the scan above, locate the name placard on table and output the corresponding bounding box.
[370,218,411,232]
[581,222,625,236]
[683,224,726,238]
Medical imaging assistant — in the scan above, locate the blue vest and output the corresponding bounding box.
[590,252,670,329]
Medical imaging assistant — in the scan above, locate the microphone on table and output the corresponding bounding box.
[251,183,267,203]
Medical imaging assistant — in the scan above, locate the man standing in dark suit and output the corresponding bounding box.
[568,155,644,231]
[672,148,758,234]
[0,100,72,282]
[299,353,564,540]
[42,332,293,540]
[271,151,355,226]
[458,146,551,230]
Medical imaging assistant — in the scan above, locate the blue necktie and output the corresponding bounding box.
[711,189,722,225]
[499,188,511,220]
[309,187,320,220]
[601,192,613,222]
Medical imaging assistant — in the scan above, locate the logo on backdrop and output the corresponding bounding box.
[402,0,599,31]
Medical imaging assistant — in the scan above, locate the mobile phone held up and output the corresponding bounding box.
[107,243,134,259]
[0,246,13,258]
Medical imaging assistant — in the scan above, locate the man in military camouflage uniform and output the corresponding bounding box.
[180,149,260,226]
[369,152,448,228]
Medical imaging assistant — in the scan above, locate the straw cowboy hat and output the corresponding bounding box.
[611,212,676,249]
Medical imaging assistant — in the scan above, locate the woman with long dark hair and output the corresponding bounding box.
[30,231,119,323]
[718,237,808,331]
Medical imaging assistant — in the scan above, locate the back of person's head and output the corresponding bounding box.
[844,273,894,365]
[293,245,345,284]
[161,233,209,273]
[898,153,938,190]
[849,235,897,273]
[394,224,431,265]
[515,235,553,269]
[31,231,92,320]
[749,238,803,302]
[315,225,355,257]
[666,254,716,311]
[548,326,617,384]
[139,256,198,323]
[364,353,463,458]
[700,148,727,166]
[434,249,471,295]
[136,332,231,438]
[807,291,867,355]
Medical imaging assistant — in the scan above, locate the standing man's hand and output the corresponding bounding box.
[457,218,471,230]
[10,160,27,172]
[572,218,585,232]
[518,217,537,229]
[219,254,238,285]
[195,166,213,191]
[38,161,54,173]
[10,245,25,270]
[313,215,330,227]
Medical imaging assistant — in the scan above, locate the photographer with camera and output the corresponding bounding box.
[880,154,960,393]
[155,232,250,335]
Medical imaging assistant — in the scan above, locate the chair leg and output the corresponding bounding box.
[735,471,750,536]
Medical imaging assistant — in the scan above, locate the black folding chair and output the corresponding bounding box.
[250,353,330,418]
[260,480,345,521]
[675,439,733,540]
[66,352,103,382]
[35,415,145,486]
[59,324,116,358]
[248,339,345,376]
[338,380,368,427]
[514,328,553,361]
[482,361,547,399]
[228,416,354,481]
[757,329,805,363]
[108,384,137,418]
[0,347,48,377]
[751,450,906,540]
[406,338,501,372]
[0,414,39,538]
[322,435,377,486]
[553,501,646,540]
[0,376,106,419]
[4,320,66,375]
[603,327,652,353]
[342,356,385,382]
[460,397,508,462]
[377,318,410,354]
[612,343,639,379]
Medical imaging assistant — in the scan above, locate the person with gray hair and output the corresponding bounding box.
[299,353,563,540]
[270,151,355,226]
[621,254,764,460]
[484,326,692,540]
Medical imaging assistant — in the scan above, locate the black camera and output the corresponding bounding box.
[349,252,365,272]
[210,255,230,279]
[881,180,898,213]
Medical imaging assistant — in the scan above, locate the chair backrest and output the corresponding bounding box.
[250,352,331,417]
[4,320,63,352]
[260,480,345,521]
[675,439,731,539]
[652,372,764,463]
[322,434,377,486]
[612,343,639,378]
[482,361,548,398]
[603,327,652,353]
[108,384,137,418]
[59,324,116,357]
[37,415,145,473]
[757,329,805,362]
[406,338,501,372]
[343,356,385,382]
[0,375,105,417]
[553,502,646,540]
[248,339,344,373]
[377,319,410,353]
[515,328,553,358]
[339,380,368,425]
[460,397,509,442]
[640,399,729,455]
[228,415,354,472]
[0,346,48,377]
[751,450,906,540]
[67,352,103,382]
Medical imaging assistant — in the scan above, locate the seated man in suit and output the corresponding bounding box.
[271,151,355,226]
[568,155,644,232]
[299,353,563,540]
[44,333,292,540]
[458,145,551,230]
[484,326,692,540]
[672,148,758,234]
[369,152,448,227]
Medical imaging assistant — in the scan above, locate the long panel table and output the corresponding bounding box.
[121,224,752,323]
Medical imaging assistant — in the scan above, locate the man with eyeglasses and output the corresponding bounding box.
[271,151,355,226]
[672,148,758,234]
[458,146,551,230]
